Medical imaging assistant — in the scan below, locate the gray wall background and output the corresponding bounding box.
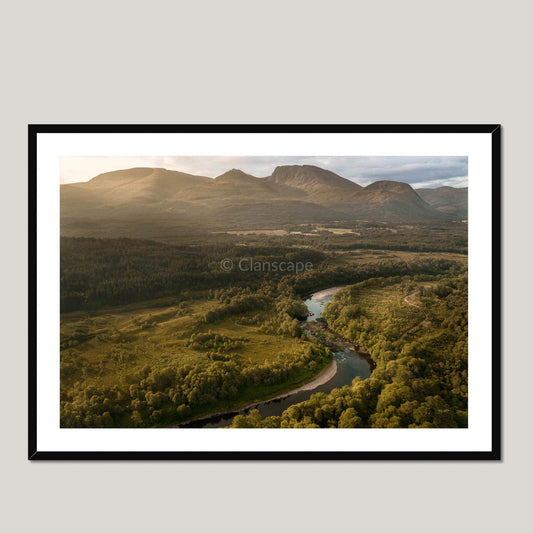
[1,1,529,531]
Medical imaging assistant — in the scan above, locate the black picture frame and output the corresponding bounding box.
[28,124,501,460]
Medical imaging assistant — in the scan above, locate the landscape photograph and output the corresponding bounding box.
[59,155,468,429]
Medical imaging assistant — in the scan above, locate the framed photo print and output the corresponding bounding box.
[29,125,501,459]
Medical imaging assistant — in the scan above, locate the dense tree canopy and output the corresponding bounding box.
[229,275,468,428]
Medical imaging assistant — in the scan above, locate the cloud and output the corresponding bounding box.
[61,155,468,188]
[338,156,468,187]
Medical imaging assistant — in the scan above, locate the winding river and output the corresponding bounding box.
[182,286,371,428]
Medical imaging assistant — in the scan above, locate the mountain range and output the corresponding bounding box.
[61,165,468,238]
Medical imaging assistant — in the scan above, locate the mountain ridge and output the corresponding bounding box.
[61,165,467,238]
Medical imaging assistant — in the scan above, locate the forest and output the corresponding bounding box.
[60,282,331,427]
[229,274,467,428]
[60,224,467,428]
[60,229,464,312]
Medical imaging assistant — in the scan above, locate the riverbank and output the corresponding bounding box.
[305,286,347,300]
[303,319,376,370]
[176,359,338,427]
[176,284,373,428]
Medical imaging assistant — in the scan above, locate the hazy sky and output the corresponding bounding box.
[60,156,468,189]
